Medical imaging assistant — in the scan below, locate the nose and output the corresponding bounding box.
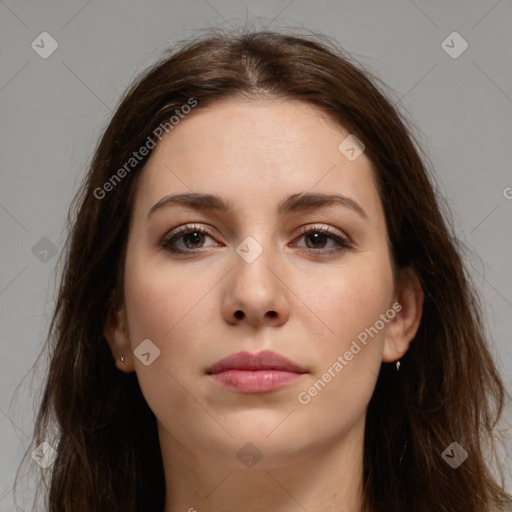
[222,239,290,328]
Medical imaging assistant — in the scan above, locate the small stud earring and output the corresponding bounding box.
[396,360,401,372]
[120,356,125,363]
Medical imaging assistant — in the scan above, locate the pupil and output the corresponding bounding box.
[186,231,203,247]
[307,232,326,248]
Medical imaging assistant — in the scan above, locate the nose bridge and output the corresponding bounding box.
[224,229,289,326]
[234,232,278,293]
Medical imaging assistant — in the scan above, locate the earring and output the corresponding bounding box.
[396,360,401,372]
[120,356,125,363]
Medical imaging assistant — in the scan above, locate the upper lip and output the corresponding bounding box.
[206,350,307,374]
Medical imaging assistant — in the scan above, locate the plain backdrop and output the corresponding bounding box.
[1,0,511,509]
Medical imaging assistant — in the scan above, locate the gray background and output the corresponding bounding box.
[1,0,511,509]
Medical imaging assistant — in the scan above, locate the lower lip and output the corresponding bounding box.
[209,369,304,393]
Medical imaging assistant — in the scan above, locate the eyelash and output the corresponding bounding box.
[161,223,352,256]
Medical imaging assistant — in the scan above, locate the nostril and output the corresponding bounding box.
[267,311,277,318]
[234,310,244,319]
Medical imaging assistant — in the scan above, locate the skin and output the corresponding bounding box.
[105,98,424,512]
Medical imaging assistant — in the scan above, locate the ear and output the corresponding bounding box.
[104,301,134,373]
[382,266,424,363]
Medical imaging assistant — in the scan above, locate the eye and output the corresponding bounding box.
[161,223,352,255]
[293,225,352,254]
[161,224,219,254]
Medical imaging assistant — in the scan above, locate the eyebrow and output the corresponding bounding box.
[147,192,368,220]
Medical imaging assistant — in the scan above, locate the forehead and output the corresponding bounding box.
[134,99,382,221]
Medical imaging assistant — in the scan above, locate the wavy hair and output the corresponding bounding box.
[15,29,511,512]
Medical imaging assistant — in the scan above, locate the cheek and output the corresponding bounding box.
[122,257,218,420]
[297,255,394,350]
[293,272,391,433]
[292,254,394,410]
[123,252,221,367]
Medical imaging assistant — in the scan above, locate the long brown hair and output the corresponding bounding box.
[15,29,511,512]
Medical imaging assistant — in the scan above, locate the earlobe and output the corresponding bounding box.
[382,267,424,363]
[104,305,133,373]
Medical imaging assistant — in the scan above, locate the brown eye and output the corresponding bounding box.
[304,231,329,249]
[294,226,352,255]
[161,224,351,256]
[181,230,206,249]
[161,225,218,253]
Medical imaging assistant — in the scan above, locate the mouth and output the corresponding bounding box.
[205,350,307,393]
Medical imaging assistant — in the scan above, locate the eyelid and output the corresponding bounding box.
[295,223,348,241]
[161,223,217,246]
[291,224,352,252]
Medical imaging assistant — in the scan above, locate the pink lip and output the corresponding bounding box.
[206,350,307,393]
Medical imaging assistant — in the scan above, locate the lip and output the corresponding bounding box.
[206,350,307,393]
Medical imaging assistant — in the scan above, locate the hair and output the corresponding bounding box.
[15,28,511,512]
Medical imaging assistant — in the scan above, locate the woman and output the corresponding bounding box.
[18,29,511,511]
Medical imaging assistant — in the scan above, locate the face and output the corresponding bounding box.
[106,98,420,470]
